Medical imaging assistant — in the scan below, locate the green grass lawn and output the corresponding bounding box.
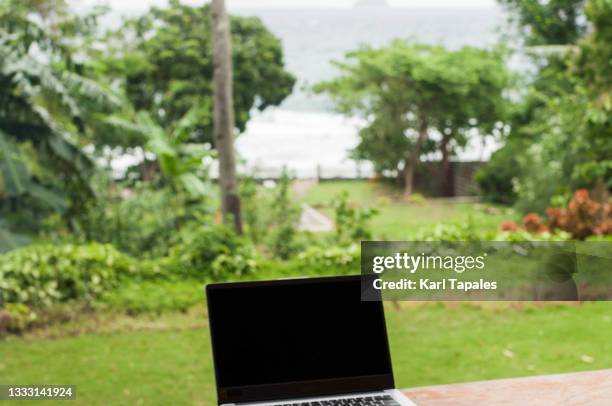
[301,180,399,207]
[2,302,611,405]
[301,180,512,238]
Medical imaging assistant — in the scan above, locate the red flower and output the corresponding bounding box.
[523,213,547,233]
[500,220,519,232]
[546,189,611,239]
[574,189,589,201]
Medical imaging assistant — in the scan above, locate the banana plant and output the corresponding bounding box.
[144,111,212,200]
[0,8,124,240]
[102,108,214,200]
[0,38,91,211]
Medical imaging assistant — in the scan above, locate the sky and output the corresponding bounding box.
[77,0,497,14]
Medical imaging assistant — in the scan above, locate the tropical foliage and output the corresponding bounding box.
[478,0,611,211]
[0,243,135,308]
[0,0,297,251]
[0,1,124,250]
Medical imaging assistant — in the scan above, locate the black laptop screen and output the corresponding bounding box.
[207,277,393,393]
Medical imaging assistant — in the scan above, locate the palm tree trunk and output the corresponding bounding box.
[211,0,242,234]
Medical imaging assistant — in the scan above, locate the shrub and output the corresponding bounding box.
[512,141,569,214]
[0,243,136,308]
[211,249,258,280]
[268,170,300,259]
[169,222,255,279]
[523,213,548,233]
[293,244,360,275]
[497,189,611,240]
[271,223,299,260]
[475,140,522,205]
[333,191,378,245]
[416,219,569,242]
[75,184,212,259]
[240,176,269,244]
[134,256,182,280]
[0,303,35,334]
[546,189,611,239]
[500,220,519,232]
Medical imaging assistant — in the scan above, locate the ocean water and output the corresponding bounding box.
[234,7,504,112]
[232,7,505,177]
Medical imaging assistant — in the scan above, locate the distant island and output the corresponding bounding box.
[354,0,389,7]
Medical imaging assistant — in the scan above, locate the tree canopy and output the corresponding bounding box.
[103,0,295,147]
[479,0,611,210]
[499,0,587,46]
[316,41,510,195]
[551,0,611,193]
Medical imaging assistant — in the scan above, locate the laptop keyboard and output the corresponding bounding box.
[277,394,400,406]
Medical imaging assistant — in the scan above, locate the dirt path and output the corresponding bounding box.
[291,178,334,232]
[298,203,334,232]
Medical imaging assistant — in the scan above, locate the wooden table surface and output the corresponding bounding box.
[401,369,612,406]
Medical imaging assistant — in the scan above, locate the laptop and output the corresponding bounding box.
[206,275,416,405]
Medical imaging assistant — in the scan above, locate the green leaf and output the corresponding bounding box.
[28,183,68,212]
[178,173,211,198]
[0,131,29,196]
[0,224,31,254]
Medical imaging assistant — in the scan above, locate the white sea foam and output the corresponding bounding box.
[236,109,371,178]
[236,109,501,179]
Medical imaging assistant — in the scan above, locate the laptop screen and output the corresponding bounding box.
[207,276,394,402]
